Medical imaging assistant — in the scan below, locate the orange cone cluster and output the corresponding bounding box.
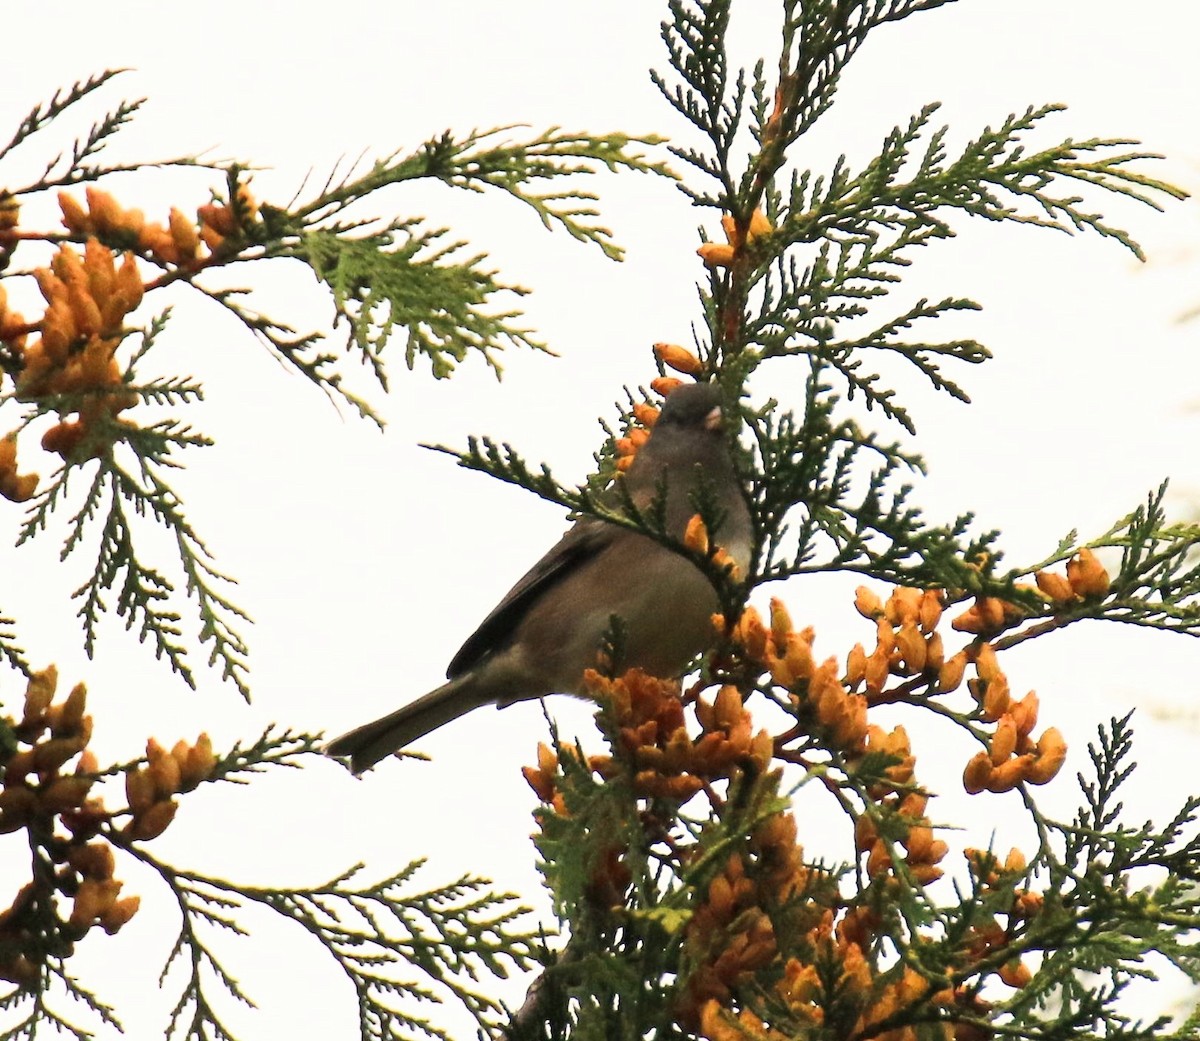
[614,376,692,472]
[0,669,118,985]
[683,514,744,579]
[1037,548,1110,603]
[0,434,37,502]
[689,586,1067,1034]
[851,964,955,1041]
[855,783,948,887]
[951,549,1110,637]
[698,209,774,268]
[841,585,1067,796]
[0,183,264,483]
[724,595,951,885]
[123,734,215,841]
[721,598,869,754]
[961,643,1066,793]
[520,741,566,814]
[680,807,827,1027]
[0,283,36,497]
[16,238,143,459]
[654,341,704,377]
[680,851,786,1025]
[696,901,1016,1041]
[59,185,257,268]
[850,586,948,692]
[949,595,1026,638]
[847,723,948,886]
[583,668,773,802]
[961,847,1043,989]
[65,843,140,938]
[698,907,959,1041]
[0,666,216,989]
[0,271,38,500]
[522,576,1075,1036]
[613,421,651,472]
[698,907,1023,1041]
[520,740,634,910]
[521,671,773,810]
[2,667,98,836]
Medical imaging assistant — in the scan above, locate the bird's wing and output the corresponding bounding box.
[446,518,615,678]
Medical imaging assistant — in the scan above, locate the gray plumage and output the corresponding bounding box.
[326,382,753,773]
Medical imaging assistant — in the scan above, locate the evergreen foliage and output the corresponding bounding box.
[0,3,1196,1040]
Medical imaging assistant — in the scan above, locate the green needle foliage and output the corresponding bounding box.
[444,0,1191,615]
[0,64,663,1041]
[0,71,666,699]
[136,851,537,1041]
[434,3,1200,1041]
[0,2,1197,1041]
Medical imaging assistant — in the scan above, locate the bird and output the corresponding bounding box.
[326,381,753,774]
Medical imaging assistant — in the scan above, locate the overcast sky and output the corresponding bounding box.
[3,1,1200,1037]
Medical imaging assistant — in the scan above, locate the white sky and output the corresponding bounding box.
[3,1,1200,1038]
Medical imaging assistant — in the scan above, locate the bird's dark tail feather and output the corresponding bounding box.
[325,675,490,774]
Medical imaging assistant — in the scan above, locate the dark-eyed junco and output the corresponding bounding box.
[326,382,753,773]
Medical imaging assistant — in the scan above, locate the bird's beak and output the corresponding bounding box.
[704,405,723,432]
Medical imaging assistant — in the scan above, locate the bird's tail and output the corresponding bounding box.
[325,675,491,774]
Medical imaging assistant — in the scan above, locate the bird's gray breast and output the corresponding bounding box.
[504,529,724,697]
